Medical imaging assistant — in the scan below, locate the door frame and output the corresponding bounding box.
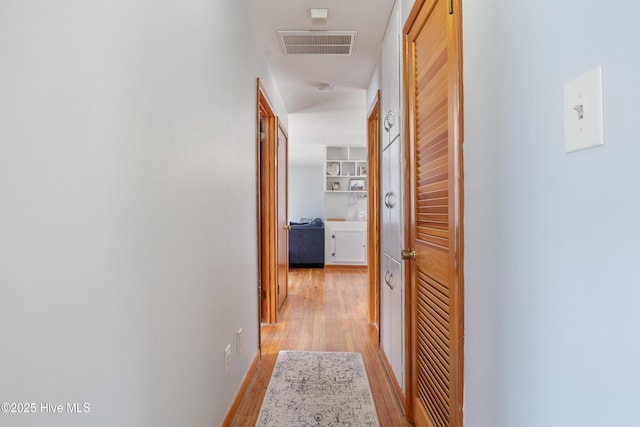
[276,120,289,310]
[367,91,381,330]
[256,78,279,325]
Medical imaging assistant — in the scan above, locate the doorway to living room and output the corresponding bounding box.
[256,79,288,326]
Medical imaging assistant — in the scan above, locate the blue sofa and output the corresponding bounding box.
[288,218,324,268]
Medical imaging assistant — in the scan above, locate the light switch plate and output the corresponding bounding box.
[564,66,604,153]
[224,344,231,376]
[237,328,243,353]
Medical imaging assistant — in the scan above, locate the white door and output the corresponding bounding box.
[383,137,402,260]
[381,253,404,389]
[381,3,401,143]
[381,138,404,392]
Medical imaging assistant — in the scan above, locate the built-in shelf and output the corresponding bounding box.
[324,146,368,193]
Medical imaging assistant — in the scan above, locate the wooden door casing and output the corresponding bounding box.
[276,121,289,309]
[257,79,279,324]
[404,0,464,426]
[367,92,381,330]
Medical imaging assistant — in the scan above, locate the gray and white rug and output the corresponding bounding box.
[256,351,380,427]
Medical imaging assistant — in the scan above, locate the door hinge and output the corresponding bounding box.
[448,0,453,14]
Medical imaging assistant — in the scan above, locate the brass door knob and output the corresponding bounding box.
[401,248,416,260]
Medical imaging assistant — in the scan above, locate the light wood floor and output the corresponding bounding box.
[231,267,411,426]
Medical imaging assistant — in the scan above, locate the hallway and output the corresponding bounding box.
[231,268,410,426]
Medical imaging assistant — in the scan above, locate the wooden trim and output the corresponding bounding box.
[367,91,381,330]
[379,344,405,413]
[255,78,263,348]
[450,1,465,425]
[401,21,415,423]
[278,123,289,221]
[257,79,278,324]
[276,119,289,310]
[219,350,261,427]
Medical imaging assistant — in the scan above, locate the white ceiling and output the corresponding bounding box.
[242,0,396,114]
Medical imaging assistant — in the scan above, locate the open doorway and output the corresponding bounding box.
[367,91,381,330]
[256,79,288,329]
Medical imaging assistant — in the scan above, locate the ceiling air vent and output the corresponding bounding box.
[277,31,357,55]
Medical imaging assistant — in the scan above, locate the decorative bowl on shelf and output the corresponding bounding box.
[326,163,340,176]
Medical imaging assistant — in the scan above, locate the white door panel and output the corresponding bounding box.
[381,253,404,391]
[381,4,401,144]
[382,143,392,254]
[382,136,402,261]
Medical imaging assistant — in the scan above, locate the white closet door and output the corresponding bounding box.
[383,137,402,261]
[382,144,392,254]
[379,0,405,396]
[381,3,402,143]
[381,253,404,390]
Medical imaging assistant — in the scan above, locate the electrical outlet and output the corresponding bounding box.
[237,328,244,353]
[224,344,231,376]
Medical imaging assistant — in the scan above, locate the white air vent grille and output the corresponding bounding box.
[278,31,357,55]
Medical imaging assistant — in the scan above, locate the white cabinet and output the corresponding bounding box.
[381,253,404,390]
[382,137,403,261]
[381,0,404,262]
[379,0,405,395]
[325,146,368,193]
[324,220,367,265]
[381,138,405,392]
[381,3,402,147]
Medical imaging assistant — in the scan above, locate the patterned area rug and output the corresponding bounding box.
[256,351,380,427]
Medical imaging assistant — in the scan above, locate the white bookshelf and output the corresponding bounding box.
[324,146,368,193]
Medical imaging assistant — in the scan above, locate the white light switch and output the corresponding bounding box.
[564,66,604,153]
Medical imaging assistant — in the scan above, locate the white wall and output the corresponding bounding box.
[464,1,640,426]
[288,91,367,148]
[324,194,368,221]
[288,164,325,222]
[366,65,381,113]
[0,1,285,426]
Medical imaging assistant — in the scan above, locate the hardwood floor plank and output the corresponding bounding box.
[231,267,411,426]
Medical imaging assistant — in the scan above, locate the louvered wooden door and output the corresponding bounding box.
[404,0,463,426]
